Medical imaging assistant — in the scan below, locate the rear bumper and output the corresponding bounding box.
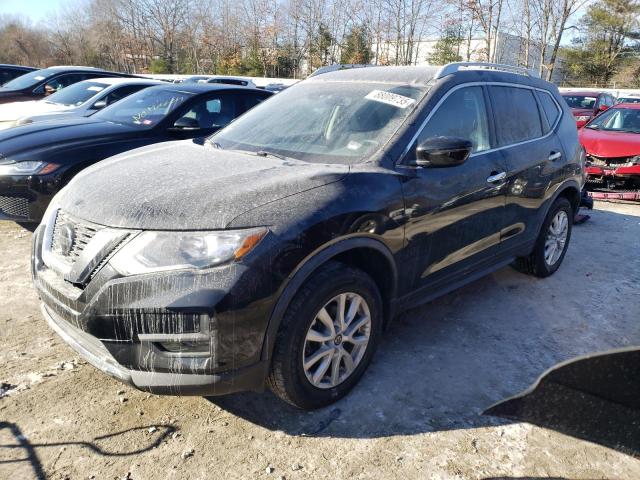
[42,302,268,395]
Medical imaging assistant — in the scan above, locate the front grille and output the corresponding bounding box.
[0,195,29,218]
[51,210,102,262]
[587,155,636,167]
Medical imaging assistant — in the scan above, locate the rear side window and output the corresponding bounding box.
[537,91,561,132]
[241,92,271,114]
[102,85,149,106]
[490,86,543,146]
[417,86,490,153]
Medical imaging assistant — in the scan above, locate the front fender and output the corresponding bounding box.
[259,235,398,363]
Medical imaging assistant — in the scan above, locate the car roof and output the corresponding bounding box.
[46,65,108,71]
[148,82,265,94]
[0,64,36,70]
[307,65,439,86]
[614,103,640,110]
[561,90,606,96]
[87,77,163,86]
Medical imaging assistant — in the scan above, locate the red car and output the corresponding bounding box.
[579,103,640,190]
[561,90,616,128]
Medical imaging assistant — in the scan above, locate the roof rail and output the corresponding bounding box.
[434,62,539,79]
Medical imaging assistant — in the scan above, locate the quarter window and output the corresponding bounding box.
[538,91,561,132]
[490,86,543,146]
[417,86,490,153]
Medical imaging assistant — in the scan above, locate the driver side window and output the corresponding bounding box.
[176,94,236,129]
[417,86,490,154]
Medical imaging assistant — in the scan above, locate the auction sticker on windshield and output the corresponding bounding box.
[365,90,416,109]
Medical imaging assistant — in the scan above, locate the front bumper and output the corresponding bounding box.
[42,303,268,395]
[0,174,60,223]
[32,222,280,396]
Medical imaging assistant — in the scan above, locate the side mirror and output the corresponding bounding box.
[598,104,609,112]
[93,99,108,110]
[171,117,200,131]
[414,136,473,168]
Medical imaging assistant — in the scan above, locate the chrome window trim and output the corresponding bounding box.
[400,81,563,164]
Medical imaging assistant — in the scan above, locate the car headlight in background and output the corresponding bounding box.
[574,115,591,123]
[16,117,33,126]
[0,161,59,175]
[109,227,268,276]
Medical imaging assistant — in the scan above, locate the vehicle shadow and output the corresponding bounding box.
[209,207,640,450]
[0,421,176,480]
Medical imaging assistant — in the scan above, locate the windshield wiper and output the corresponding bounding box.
[256,150,286,160]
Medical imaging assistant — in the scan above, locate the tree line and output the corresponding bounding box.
[0,0,638,85]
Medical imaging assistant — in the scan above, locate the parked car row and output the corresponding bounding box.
[0,82,272,222]
[16,62,586,409]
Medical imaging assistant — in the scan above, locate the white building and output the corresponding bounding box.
[372,32,566,82]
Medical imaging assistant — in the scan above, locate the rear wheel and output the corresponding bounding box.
[513,197,573,278]
[267,261,382,409]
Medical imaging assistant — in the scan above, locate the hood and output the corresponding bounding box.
[579,128,640,158]
[0,118,135,159]
[0,100,67,122]
[55,141,350,230]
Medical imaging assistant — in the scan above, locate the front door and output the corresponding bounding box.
[397,85,509,295]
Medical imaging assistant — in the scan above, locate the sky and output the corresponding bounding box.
[0,0,67,23]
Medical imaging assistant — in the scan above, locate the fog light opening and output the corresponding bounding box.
[157,341,210,354]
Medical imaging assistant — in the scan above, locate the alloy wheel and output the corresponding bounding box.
[302,292,372,389]
[544,210,569,266]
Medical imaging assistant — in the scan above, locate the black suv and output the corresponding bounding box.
[32,63,584,409]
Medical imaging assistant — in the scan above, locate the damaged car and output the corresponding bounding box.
[579,103,640,190]
[32,63,584,409]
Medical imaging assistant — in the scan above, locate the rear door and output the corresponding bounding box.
[489,85,565,250]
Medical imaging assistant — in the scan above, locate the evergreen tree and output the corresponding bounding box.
[340,26,372,64]
[428,27,463,65]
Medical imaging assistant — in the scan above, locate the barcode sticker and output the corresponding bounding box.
[365,90,416,109]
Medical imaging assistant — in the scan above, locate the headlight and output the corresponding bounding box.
[0,161,56,175]
[109,228,268,276]
[574,115,591,122]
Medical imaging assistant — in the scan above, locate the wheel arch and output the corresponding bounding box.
[555,181,581,215]
[260,236,398,363]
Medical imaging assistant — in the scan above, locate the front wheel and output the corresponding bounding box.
[267,261,382,409]
[513,197,573,278]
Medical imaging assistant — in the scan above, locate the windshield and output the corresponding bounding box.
[562,95,597,109]
[585,107,640,132]
[93,88,192,128]
[1,68,58,90]
[211,81,427,163]
[45,81,107,106]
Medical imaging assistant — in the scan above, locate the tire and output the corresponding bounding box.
[513,197,573,278]
[267,261,383,409]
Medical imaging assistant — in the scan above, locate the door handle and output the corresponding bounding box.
[487,171,506,183]
[548,151,562,162]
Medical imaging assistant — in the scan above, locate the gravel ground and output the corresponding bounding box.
[1,201,639,480]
